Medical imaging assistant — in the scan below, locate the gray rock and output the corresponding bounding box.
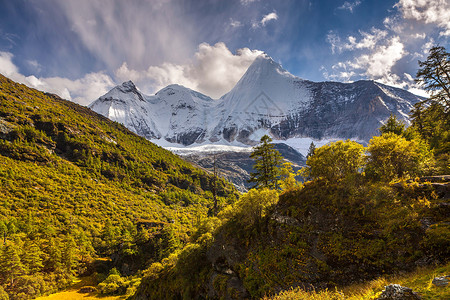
[78,286,96,293]
[376,284,421,299]
[432,275,449,287]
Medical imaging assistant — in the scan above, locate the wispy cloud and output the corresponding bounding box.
[337,1,362,13]
[229,18,242,28]
[27,60,42,73]
[47,0,197,72]
[327,28,388,54]
[240,0,258,5]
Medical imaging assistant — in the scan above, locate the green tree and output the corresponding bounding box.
[416,45,450,112]
[61,235,78,273]
[101,219,117,253]
[158,225,180,260]
[45,237,62,272]
[0,285,8,300]
[0,221,7,245]
[249,135,283,189]
[379,114,405,136]
[365,133,428,181]
[0,243,25,287]
[307,140,365,182]
[306,141,316,159]
[22,242,44,274]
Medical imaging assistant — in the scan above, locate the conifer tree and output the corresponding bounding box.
[306,141,316,159]
[0,222,7,245]
[249,135,283,189]
[0,243,25,287]
[379,114,405,136]
[22,242,43,274]
[416,45,450,112]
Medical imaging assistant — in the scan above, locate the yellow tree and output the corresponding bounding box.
[307,140,365,182]
[235,188,278,228]
[365,133,430,181]
[278,162,300,191]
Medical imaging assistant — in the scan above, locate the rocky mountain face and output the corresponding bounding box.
[178,143,306,192]
[89,54,423,148]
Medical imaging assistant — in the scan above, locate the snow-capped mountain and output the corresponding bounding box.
[89,54,423,151]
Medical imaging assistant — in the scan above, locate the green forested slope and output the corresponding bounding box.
[134,132,448,299]
[0,74,237,299]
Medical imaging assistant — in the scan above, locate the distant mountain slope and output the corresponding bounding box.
[90,54,423,147]
[174,143,306,192]
[0,74,237,299]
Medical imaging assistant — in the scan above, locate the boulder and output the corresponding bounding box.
[376,284,421,299]
[432,275,449,287]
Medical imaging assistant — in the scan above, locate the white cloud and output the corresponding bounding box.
[395,0,450,36]
[338,1,362,13]
[0,52,115,106]
[1,42,264,104]
[0,52,19,76]
[327,37,408,84]
[261,12,278,26]
[325,0,448,95]
[252,11,279,28]
[358,36,406,78]
[116,42,264,98]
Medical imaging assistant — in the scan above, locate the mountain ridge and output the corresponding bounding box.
[89,54,424,148]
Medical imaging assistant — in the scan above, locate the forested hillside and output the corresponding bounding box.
[0,74,237,299]
[134,46,449,299]
[134,138,449,299]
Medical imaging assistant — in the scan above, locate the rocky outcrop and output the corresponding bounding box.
[432,275,449,287]
[376,284,421,299]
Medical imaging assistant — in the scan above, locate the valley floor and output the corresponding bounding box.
[36,276,124,300]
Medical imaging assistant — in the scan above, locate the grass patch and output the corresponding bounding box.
[36,276,125,300]
[264,263,450,300]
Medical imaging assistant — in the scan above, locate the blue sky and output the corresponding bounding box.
[0,0,449,105]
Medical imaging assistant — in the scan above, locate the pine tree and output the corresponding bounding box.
[61,235,78,273]
[0,243,25,287]
[306,142,316,159]
[379,114,405,136]
[0,222,7,245]
[416,45,450,112]
[22,242,44,274]
[249,135,283,189]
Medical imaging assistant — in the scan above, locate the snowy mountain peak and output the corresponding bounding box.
[241,54,296,83]
[96,80,146,104]
[156,84,188,95]
[156,84,214,104]
[118,80,138,93]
